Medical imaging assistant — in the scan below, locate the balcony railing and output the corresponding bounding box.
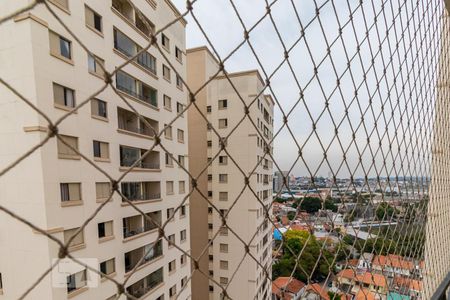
[116,84,157,107]
[122,193,160,202]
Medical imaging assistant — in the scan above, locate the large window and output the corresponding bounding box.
[113,29,156,74]
[98,221,114,239]
[91,98,107,118]
[95,182,111,201]
[60,183,81,203]
[63,228,84,248]
[99,258,115,277]
[53,83,75,108]
[116,71,157,107]
[88,54,105,78]
[57,135,79,158]
[93,140,109,160]
[49,31,72,60]
[67,269,87,294]
[126,267,163,298]
[85,5,102,33]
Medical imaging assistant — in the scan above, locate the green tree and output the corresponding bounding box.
[328,292,341,300]
[298,197,322,213]
[273,230,335,282]
[376,202,397,220]
[324,199,338,212]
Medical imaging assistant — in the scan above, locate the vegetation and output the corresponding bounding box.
[375,202,398,221]
[272,230,335,282]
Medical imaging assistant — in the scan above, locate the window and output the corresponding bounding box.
[163,64,171,81]
[116,70,157,107]
[207,105,212,113]
[177,102,184,114]
[219,118,228,129]
[180,229,187,242]
[85,5,102,33]
[168,234,175,246]
[96,182,111,201]
[220,277,228,285]
[219,174,228,183]
[219,226,228,236]
[180,205,186,217]
[219,192,228,201]
[168,260,176,273]
[209,285,214,292]
[219,156,228,165]
[166,181,174,195]
[209,255,213,261]
[219,99,228,109]
[176,75,183,89]
[0,273,2,291]
[208,174,212,181]
[208,207,213,214]
[98,221,114,239]
[60,183,81,202]
[164,95,172,110]
[167,208,175,220]
[93,140,109,160]
[53,83,75,108]
[179,181,185,194]
[208,223,213,230]
[57,135,79,158]
[64,227,84,248]
[113,29,157,74]
[100,258,115,277]
[208,191,213,197]
[162,33,170,51]
[164,125,173,139]
[126,267,163,298]
[169,285,177,297]
[175,46,182,62]
[67,269,87,293]
[165,153,173,166]
[180,254,186,265]
[207,140,212,147]
[177,129,184,143]
[91,98,107,118]
[181,276,187,287]
[49,31,71,60]
[220,243,228,253]
[88,54,105,78]
[220,260,229,270]
[178,155,185,167]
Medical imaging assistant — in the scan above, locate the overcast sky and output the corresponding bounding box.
[171,0,440,179]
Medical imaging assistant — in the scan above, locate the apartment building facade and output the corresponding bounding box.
[187,47,274,300]
[0,0,191,299]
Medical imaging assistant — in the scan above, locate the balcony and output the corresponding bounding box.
[117,107,158,138]
[124,240,163,273]
[116,70,158,108]
[123,211,162,239]
[119,145,160,171]
[126,267,163,299]
[112,0,155,37]
[121,181,161,204]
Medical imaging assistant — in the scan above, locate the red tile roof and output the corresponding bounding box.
[337,269,387,288]
[305,283,330,300]
[272,277,306,298]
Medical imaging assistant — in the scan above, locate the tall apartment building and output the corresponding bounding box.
[273,171,289,193]
[0,0,191,299]
[186,47,274,300]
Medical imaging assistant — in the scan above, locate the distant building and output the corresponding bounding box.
[274,171,290,193]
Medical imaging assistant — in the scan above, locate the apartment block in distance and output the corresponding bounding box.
[0,0,191,299]
[187,46,275,300]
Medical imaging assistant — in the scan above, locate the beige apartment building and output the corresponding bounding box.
[186,47,274,300]
[0,0,191,299]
